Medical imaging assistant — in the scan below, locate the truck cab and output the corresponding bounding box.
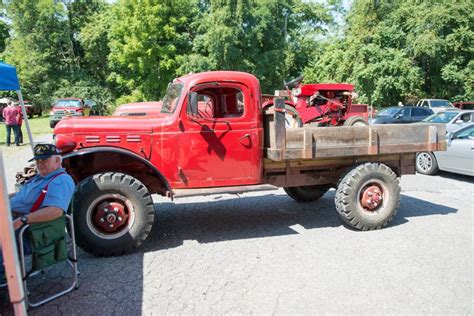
[55,71,264,191]
[415,99,455,113]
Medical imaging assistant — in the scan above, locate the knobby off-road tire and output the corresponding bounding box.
[344,115,368,126]
[284,185,330,202]
[72,172,155,256]
[335,163,400,230]
[415,152,439,175]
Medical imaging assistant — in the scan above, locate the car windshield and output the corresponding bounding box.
[377,108,400,117]
[423,111,459,123]
[430,100,452,108]
[56,100,82,108]
[161,83,183,114]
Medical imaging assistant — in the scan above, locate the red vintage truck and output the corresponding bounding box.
[53,71,446,256]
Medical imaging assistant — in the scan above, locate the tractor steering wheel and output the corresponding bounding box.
[283,75,304,90]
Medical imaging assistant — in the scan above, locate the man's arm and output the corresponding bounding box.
[13,206,63,230]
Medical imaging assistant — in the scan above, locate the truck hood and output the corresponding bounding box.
[55,116,155,134]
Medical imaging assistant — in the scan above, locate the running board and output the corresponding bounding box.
[172,184,278,199]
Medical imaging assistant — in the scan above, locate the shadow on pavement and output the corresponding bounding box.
[0,190,458,314]
[436,171,474,183]
[143,190,458,252]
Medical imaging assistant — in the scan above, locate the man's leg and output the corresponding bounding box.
[13,125,20,146]
[18,125,23,144]
[5,125,11,146]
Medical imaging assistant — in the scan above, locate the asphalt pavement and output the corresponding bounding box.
[0,141,472,314]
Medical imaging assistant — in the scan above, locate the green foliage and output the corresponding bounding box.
[107,0,197,101]
[1,0,471,111]
[178,0,333,93]
[0,19,9,52]
[305,0,473,107]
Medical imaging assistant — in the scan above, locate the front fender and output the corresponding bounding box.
[63,146,172,196]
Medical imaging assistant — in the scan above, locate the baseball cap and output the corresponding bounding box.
[28,143,60,162]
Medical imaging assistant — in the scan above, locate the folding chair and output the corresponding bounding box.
[18,214,78,308]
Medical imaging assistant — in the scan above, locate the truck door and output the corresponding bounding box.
[178,83,262,188]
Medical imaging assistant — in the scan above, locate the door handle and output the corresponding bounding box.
[239,134,250,140]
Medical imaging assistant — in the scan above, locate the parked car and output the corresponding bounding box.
[416,123,474,176]
[422,110,473,132]
[112,101,162,116]
[370,106,433,124]
[453,101,474,110]
[49,98,95,128]
[415,99,456,113]
[20,100,42,118]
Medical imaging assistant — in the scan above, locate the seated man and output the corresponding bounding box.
[0,143,75,280]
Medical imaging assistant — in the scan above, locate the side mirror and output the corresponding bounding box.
[188,92,198,116]
[447,132,454,140]
[455,119,463,124]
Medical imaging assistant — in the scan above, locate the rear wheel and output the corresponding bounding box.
[335,163,400,230]
[284,185,330,202]
[415,152,439,175]
[72,172,155,256]
[344,115,368,126]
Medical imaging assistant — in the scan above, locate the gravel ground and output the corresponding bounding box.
[0,142,473,314]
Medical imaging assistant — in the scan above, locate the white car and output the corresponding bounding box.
[422,110,473,132]
[416,123,474,176]
[415,99,456,113]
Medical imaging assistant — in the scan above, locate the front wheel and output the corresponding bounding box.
[335,163,400,230]
[284,185,330,202]
[415,152,439,175]
[72,172,155,256]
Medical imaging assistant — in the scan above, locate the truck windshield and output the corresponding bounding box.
[161,83,183,114]
[431,100,452,108]
[56,100,82,108]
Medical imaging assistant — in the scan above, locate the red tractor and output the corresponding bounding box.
[262,76,368,127]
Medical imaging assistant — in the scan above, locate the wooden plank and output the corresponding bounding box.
[265,123,446,161]
[274,98,286,150]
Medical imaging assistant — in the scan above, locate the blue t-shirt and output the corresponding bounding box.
[10,168,75,214]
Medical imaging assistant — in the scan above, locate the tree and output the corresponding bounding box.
[2,0,109,110]
[178,0,334,93]
[0,19,9,52]
[305,0,473,107]
[107,0,197,101]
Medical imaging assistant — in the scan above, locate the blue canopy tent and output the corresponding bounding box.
[1,61,34,152]
[0,61,28,314]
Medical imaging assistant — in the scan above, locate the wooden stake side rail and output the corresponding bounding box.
[263,153,416,187]
[264,98,447,161]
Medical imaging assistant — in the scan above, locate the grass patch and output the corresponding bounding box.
[0,116,52,146]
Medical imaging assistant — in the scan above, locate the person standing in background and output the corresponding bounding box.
[15,103,24,144]
[2,100,20,146]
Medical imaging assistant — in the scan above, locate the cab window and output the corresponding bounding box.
[187,86,245,119]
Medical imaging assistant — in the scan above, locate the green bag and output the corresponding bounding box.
[28,215,68,270]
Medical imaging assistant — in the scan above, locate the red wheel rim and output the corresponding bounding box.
[360,184,384,211]
[86,193,135,238]
[92,201,129,233]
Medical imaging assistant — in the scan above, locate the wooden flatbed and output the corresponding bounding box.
[263,99,446,187]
